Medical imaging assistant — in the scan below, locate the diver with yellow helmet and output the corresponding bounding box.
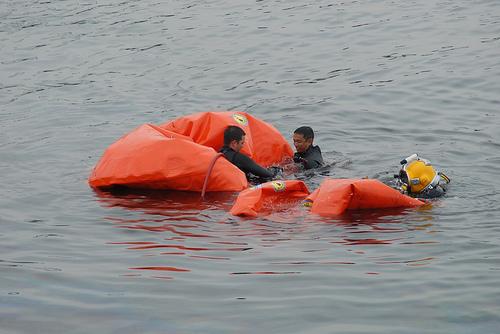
[395,154,451,198]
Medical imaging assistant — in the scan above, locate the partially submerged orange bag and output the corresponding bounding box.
[306,178,425,216]
[90,111,293,192]
[160,111,293,166]
[230,180,310,217]
[89,124,247,191]
[89,111,293,193]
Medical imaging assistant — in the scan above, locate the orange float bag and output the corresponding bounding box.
[160,111,293,166]
[89,124,247,191]
[306,178,425,216]
[230,180,310,217]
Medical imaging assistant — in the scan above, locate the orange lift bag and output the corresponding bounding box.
[230,180,310,217]
[89,124,247,192]
[306,178,425,216]
[160,111,293,166]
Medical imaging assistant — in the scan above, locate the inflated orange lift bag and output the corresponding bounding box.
[306,178,425,216]
[230,180,310,217]
[160,111,294,166]
[89,124,248,192]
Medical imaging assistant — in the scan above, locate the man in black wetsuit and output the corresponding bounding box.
[292,126,324,170]
[220,125,278,180]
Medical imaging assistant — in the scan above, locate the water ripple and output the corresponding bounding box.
[2,0,500,333]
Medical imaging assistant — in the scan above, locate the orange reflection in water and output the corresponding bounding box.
[340,238,400,245]
[95,187,439,279]
[93,187,236,216]
[95,188,244,278]
[306,207,438,248]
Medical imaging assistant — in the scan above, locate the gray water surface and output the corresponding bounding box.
[1,0,500,333]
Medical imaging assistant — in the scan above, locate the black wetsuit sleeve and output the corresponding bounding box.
[234,153,274,178]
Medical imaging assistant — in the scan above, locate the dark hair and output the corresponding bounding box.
[294,126,314,140]
[224,126,246,145]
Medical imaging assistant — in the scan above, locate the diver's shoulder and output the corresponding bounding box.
[312,145,322,152]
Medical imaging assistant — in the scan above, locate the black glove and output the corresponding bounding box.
[268,166,283,178]
[293,155,307,164]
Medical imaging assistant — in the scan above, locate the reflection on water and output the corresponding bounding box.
[94,187,438,279]
[94,187,236,214]
[2,0,500,331]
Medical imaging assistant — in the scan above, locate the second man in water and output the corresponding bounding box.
[292,126,324,170]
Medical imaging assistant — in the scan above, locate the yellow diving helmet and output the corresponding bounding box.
[398,154,449,194]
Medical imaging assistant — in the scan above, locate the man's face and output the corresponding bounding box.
[293,133,312,153]
[232,135,245,152]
